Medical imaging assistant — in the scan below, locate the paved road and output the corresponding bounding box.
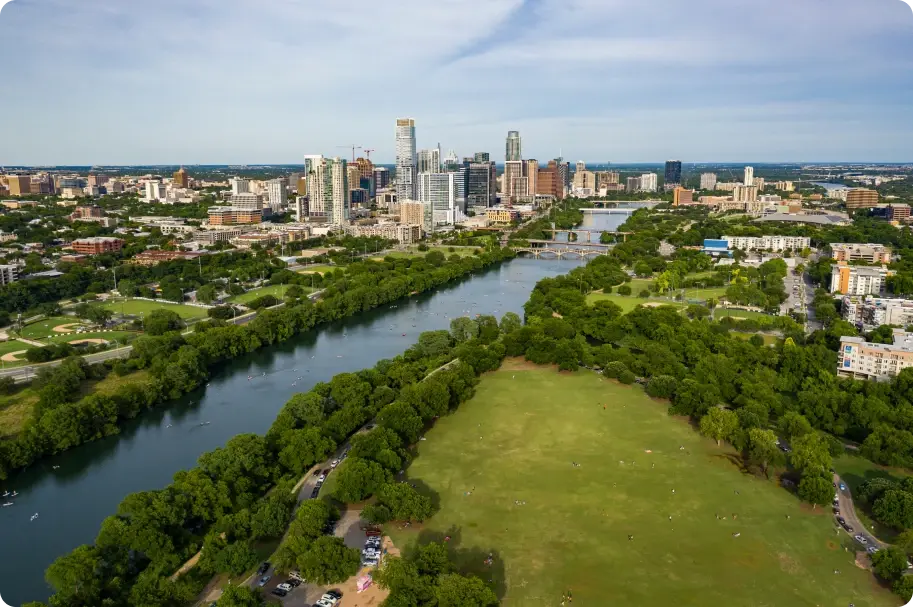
[833,472,885,552]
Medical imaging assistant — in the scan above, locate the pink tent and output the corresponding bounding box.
[356,574,373,593]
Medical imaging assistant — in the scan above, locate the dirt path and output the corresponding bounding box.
[15,337,44,348]
[52,322,85,333]
[1,350,27,362]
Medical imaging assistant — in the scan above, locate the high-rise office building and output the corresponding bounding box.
[464,161,497,207]
[474,152,490,163]
[744,166,754,186]
[700,173,718,190]
[266,179,288,213]
[354,157,374,180]
[145,180,166,202]
[8,175,30,196]
[304,155,324,176]
[230,178,250,195]
[556,160,570,190]
[417,148,441,174]
[173,167,190,188]
[573,170,596,191]
[373,167,390,191]
[664,160,682,187]
[537,163,564,200]
[347,165,361,196]
[505,131,522,162]
[732,184,759,202]
[503,160,525,201]
[443,149,460,172]
[294,196,309,222]
[626,176,641,193]
[525,159,539,198]
[395,118,417,202]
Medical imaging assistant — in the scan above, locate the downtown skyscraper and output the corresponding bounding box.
[505,131,521,162]
[395,118,417,201]
[664,160,682,189]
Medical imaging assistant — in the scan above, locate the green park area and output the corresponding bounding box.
[388,365,894,606]
[585,291,671,313]
[99,298,209,321]
[228,284,295,305]
[296,264,338,275]
[714,307,772,321]
[0,339,32,366]
[729,332,779,346]
[42,330,137,346]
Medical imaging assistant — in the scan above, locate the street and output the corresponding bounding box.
[832,473,884,552]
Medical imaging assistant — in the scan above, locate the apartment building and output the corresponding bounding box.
[700,173,718,190]
[207,206,263,225]
[829,243,892,264]
[830,263,890,295]
[838,330,913,381]
[193,228,246,244]
[846,188,880,209]
[70,237,125,255]
[722,235,810,252]
[346,223,421,244]
[841,295,913,330]
[399,201,425,228]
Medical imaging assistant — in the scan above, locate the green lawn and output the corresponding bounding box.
[585,291,672,313]
[0,386,39,437]
[100,299,209,320]
[228,284,296,305]
[714,308,773,321]
[618,275,727,303]
[730,332,779,346]
[388,366,894,607]
[296,264,338,275]
[0,339,32,365]
[17,316,86,340]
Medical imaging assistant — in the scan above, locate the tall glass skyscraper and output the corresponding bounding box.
[664,160,682,187]
[395,118,417,201]
[505,131,521,162]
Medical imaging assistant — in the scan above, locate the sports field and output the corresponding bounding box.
[100,299,208,320]
[389,365,894,606]
[296,264,337,275]
[228,284,295,305]
[17,316,87,340]
[43,330,137,345]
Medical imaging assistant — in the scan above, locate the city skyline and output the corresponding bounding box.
[1,0,912,165]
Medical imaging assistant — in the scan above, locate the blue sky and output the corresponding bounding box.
[1,0,912,165]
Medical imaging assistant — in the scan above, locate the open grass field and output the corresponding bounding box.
[296,264,338,275]
[730,332,779,346]
[17,316,86,340]
[388,365,894,606]
[586,291,663,313]
[100,299,209,320]
[0,339,32,365]
[228,284,294,305]
[42,330,137,345]
[714,307,772,321]
[0,386,38,437]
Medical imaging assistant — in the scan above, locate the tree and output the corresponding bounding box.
[450,317,479,343]
[45,545,103,605]
[83,306,113,326]
[333,457,391,503]
[789,432,832,475]
[747,428,784,478]
[218,585,265,607]
[499,312,521,334]
[288,499,335,541]
[298,536,360,584]
[872,546,909,582]
[197,284,218,304]
[377,482,434,522]
[617,285,632,296]
[873,489,913,530]
[144,309,183,335]
[645,375,678,399]
[778,411,813,441]
[377,401,423,443]
[797,471,834,508]
[435,573,499,607]
[699,407,739,446]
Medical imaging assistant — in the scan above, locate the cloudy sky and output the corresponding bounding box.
[1,0,912,165]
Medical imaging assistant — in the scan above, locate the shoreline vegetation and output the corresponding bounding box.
[0,246,515,480]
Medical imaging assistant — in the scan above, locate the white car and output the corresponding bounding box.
[318,473,327,482]
[320,594,339,605]
[316,600,334,607]
[854,535,868,544]
[277,583,292,592]
[330,459,340,469]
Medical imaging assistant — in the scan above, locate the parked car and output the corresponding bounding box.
[326,590,343,600]
[315,599,335,607]
[837,516,846,525]
[271,589,288,597]
[839,482,847,491]
[331,459,340,469]
[287,578,302,587]
[318,473,327,482]
[257,575,271,587]
[277,583,292,592]
[320,594,340,606]
[256,562,270,576]
[311,487,320,498]
[289,570,303,582]
[855,535,868,544]
[867,546,880,554]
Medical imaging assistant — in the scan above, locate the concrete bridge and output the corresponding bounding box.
[547,228,633,242]
[514,247,607,259]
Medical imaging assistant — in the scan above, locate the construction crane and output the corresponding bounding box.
[337,145,362,162]
[363,149,375,161]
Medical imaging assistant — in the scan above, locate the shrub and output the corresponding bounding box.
[617,285,632,296]
[617,369,636,384]
[645,375,678,399]
[603,361,629,379]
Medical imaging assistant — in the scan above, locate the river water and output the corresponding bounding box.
[0,257,594,605]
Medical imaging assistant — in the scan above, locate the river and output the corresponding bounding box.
[0,257,590,605]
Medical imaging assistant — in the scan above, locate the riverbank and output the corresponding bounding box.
[0,257,584,605]
[0,248,515,481]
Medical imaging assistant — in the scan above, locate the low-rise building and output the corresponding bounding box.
[70,237,125,255]
[829,243,892,264]
[846,188,880,209]
[131,250,207,266]
[486,208,520,223]
[229,233,286,250]
[193,228,247,244]
[830,262,890,295]
[838,330,913,381]
[841,295,913,330]
[346,223,421,244]
[207,206,263,225]
[0,264,19,286]
[721,235,810,252]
